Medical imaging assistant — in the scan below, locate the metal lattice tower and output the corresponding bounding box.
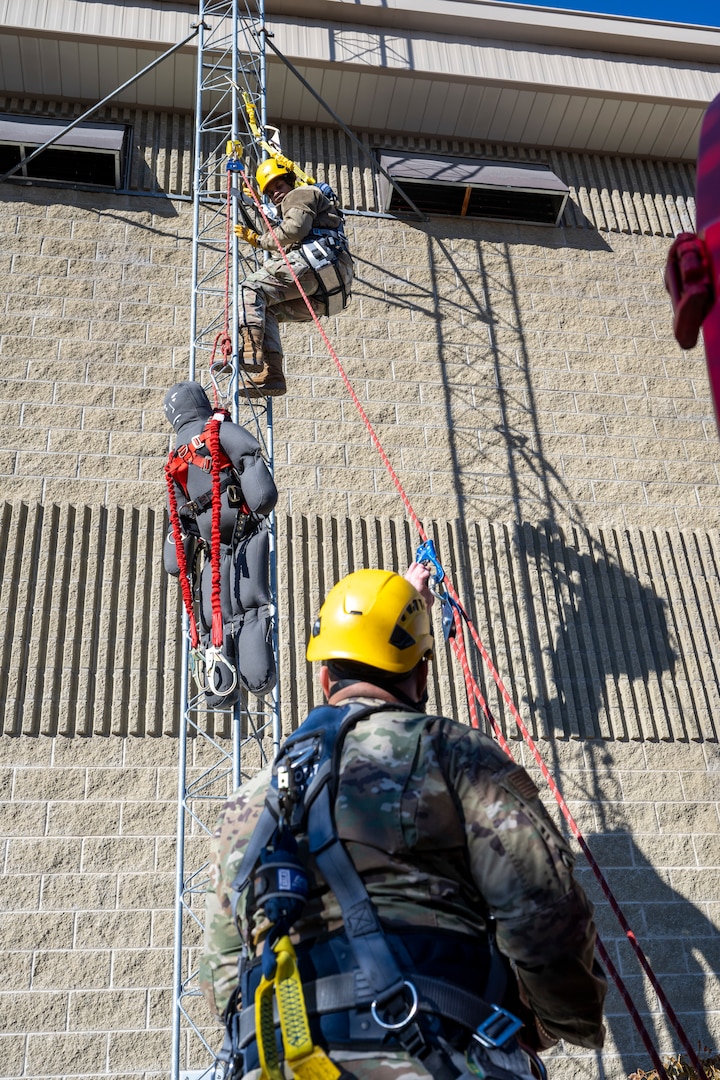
[171,3,280,1077]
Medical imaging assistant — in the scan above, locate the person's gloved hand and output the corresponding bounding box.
[234,225,259,247]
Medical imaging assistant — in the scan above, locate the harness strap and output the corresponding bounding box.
[207,413,225,648]
[298,235,349,316]
[230,702,377,914]
[230,802,279,926]
[179,476,247,520]
[168,425,235,495]
[305,753,461,1079]
[236,972,521,1050]
[309,785,406,1003]
[164,458,200,650]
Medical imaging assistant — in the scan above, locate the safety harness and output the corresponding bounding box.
[238,92,351,320]
[213,701,529,1080]
[166,415,248,525]
[297,183,351,318]
[165,409,248,696]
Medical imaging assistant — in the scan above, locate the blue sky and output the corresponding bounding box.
[512,0,718,27]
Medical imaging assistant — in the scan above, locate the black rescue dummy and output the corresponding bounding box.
[163,381,278,706]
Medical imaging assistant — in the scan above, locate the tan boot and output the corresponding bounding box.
[240,325,265,373]
[244,351,287,398]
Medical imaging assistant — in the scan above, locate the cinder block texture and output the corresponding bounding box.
[1,175,719,526]
[2,508,720,1080]
[1,735,720,1080]
[4,504,720,747]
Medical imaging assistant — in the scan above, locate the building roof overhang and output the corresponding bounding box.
[0,0,718,160]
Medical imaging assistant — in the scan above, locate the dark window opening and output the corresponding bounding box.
[24,147,119,187]
[377,151,569,226]
[0,114,127,189]
[0,144,22,173]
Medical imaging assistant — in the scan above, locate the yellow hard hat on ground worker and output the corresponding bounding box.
[306,569,433,674]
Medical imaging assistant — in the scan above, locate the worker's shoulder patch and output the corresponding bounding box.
[505,765,539,802]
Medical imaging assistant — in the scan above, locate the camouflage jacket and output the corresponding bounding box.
[199,699,606,1049]
[257,185,344,254]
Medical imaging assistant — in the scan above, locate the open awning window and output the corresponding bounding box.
[377,151,569,226]
[0,114,128,188]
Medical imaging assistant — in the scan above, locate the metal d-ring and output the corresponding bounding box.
[370,981,419,1030]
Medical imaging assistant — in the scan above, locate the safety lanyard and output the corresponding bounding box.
[255,935,342,1080]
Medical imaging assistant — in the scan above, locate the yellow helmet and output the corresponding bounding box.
[256,157,295,194]
[306,569,433,674]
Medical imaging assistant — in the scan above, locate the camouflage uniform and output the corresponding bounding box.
[199,699,606,1076]
[241,185,354,355]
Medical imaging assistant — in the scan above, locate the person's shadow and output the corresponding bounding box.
[521,519,680,742]
[577,819,720,1078]
[515,522,720,1074]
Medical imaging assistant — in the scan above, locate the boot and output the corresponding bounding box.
[240,325,265,373]
[244,351,287,398]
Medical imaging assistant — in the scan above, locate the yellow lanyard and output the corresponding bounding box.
[255,935,342,1080]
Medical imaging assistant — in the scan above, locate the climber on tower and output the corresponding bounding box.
[234,158,354,398]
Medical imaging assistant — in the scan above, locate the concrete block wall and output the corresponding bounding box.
[2,722,720,1080]
[1,140,720,1080]
[0,734,180,1080]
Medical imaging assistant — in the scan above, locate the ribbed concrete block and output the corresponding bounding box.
[2,502,719,745]
[0,501,181,738]
[275,512,720,746]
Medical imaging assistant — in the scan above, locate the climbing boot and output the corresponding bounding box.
[244,352,287,398]
[240,325,265,373]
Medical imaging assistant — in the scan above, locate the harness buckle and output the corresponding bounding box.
[226,484,245,509]
[191,434,204,449]
[472,1005,523,1049]
[370,981,419,1031]
[179,500,199,518]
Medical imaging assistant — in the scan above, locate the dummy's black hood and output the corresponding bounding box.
[164,381,213,434]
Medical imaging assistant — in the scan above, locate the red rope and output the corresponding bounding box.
[448,607,480,731]
[207,415,225,648]
[206,171,234,405]
[165,461,200,649]
[236,167,706,1080]
[449,588,708,1080]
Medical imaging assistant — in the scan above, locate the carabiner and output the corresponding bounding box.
[205,647,238,697]
[414,538,445,585]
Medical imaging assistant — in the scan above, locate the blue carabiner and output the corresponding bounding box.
[415,539,459,640]
[414,538,444,583]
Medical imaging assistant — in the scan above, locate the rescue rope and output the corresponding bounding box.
[165,461,200,650]
[207,413,225,649]
[235,166,707,1080]
[208,170,235,403]
[450,607,480,732]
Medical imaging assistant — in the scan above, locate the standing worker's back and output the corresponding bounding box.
[200,569,606,1080]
